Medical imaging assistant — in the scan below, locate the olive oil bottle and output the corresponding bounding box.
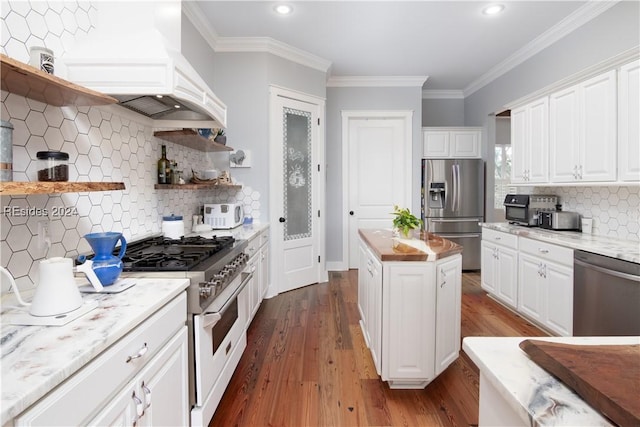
[157,145,169,184]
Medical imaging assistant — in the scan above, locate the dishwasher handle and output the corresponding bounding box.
[574,258,640,282]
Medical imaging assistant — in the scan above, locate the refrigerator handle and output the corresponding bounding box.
[451,164,460,212]
[456,164,461,213]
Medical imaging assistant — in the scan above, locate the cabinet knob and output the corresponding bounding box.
[279,217,286,223]
[349,211,354,216]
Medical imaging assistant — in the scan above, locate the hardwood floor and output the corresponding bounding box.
[211,271,547,426]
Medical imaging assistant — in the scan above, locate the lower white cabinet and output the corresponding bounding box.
[482,228,574,336]
[358,236,462,389]
[481,229,518,309]
[245,227,270,327]
[518,238,573,336]
[15,294,189,427]
[435,255,462,376]
[259,230,270,299]
[88,328,188,427]
[358,242,383,374]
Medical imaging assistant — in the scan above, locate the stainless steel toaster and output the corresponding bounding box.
[539,211,580,230]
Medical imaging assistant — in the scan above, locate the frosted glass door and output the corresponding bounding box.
[283,108,312,241]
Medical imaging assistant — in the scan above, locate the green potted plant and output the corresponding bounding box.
[391,205,423,238]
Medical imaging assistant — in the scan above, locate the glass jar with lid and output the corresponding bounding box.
[37,151,69,181]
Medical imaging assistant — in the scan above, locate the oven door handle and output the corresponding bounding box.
[202,271,254,329]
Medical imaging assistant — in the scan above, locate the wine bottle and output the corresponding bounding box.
[157,145,169,184]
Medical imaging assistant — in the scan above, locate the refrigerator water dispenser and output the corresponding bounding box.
[428,183,445,209]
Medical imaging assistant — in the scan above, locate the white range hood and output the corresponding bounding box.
[61,0,226,127]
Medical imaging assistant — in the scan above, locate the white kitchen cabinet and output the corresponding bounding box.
[549,70,617,183]
[15,294,188,426]
[422,127,482,158]
[357,239,382,374]
[259,228,270,299]
[88,327,188,427]
[511,97,549,184]
[435,255,462,376]
[383,262,436,387]
[481,229,518,310]
[246,254,260,323]
[518,238,573,336]
[245,227,269,325]
[618,59,640,182]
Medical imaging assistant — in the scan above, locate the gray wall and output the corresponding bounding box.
[464,1,640,222]
[325,86,423,263]
[422,98,465,126]
[181,17,326,222]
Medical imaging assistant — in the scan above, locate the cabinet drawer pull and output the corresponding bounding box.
[494,237,501,240]
[132,391,144,418]
[441,280,446,288]
[126,343,148,363]
[142,382,152,409]
[226,341,232,355]
[538,249,549,254]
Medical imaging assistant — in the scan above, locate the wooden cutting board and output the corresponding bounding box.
[519,340,640,426]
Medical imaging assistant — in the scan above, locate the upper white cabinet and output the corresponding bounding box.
[549,70,617,182]
[511,97,549,184]
[422,127,482,158]
[618,60,640,182]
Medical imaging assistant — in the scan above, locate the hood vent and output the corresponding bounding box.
[60,1,226,127]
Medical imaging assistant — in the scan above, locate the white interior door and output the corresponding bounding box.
[343,111,413,269]
[270,87,326,294]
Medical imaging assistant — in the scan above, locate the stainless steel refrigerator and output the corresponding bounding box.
[421,159,485,270]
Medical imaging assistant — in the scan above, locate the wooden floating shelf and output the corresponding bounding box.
[154,183,241,190]
[0,182,125,196]
[153,129,233,152]
[0,54,118,107]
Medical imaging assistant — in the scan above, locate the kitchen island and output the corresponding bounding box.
[358,229,462,389]
[463,336,640,427]
[0,278,189,426]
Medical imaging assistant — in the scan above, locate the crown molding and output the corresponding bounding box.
[463,0,620,97]
[422,90,464,99]
[505,46,639,109]
[215,37,332,73]
[182,1,219,53]
[327,76,428,88]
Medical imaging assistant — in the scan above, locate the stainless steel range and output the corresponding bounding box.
[117,235,252,426]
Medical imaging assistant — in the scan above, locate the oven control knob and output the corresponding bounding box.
[200,286,212,298]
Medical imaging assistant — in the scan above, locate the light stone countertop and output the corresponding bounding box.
[482,222,640,264]
[0,277,189,425]
[190,222,269,242]
[463,336,640,427]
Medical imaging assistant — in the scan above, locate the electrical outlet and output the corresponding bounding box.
[37,220,50,250]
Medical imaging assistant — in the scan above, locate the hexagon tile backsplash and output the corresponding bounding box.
[1,0,262,291]
[1,94,261,291]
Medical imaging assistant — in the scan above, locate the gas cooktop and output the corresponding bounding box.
[121,235,235,271]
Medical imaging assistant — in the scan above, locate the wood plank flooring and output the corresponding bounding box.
[210,270,547,426]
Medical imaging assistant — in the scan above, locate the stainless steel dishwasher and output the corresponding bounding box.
[573,250,640,336]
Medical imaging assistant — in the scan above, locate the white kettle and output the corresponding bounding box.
[0,257,103,317]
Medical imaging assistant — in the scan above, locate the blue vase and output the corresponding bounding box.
[83,232,127,286]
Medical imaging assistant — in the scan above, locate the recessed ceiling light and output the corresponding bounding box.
[274,4,293,15]
[482,4,505,15]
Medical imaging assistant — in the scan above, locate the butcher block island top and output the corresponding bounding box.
[358,228,463,261]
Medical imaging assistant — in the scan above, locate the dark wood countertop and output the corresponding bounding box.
[359,229,463,261]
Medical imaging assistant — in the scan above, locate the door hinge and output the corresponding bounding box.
[318,256,321,263]
[317,118,320,125]
[317,210,320,217]
[317,164,320,172]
